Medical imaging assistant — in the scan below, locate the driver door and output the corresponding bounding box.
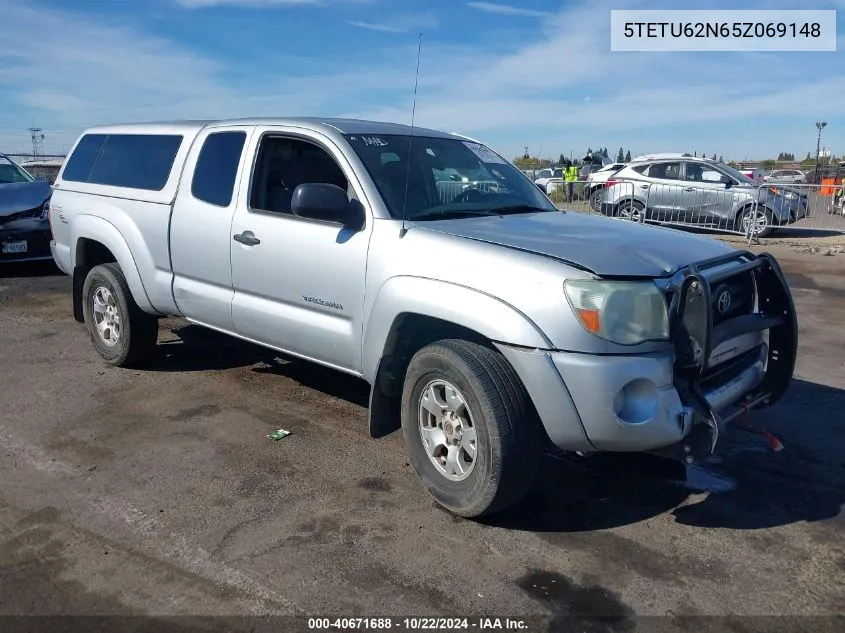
[229,128,373,373]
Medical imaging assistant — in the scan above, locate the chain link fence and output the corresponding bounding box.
[546,175,845,242]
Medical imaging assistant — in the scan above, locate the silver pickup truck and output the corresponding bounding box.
[48,118,798,518]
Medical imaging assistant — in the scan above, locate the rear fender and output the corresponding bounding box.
[71,215,157,315]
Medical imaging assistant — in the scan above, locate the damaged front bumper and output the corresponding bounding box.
[653,250,798,463]
[496,250,797,459]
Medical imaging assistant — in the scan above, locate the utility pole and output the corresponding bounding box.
[815,121,827,183]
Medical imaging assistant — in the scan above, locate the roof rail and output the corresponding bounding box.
[631,153,716,162]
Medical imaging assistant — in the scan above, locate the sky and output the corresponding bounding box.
[1,0,844,162]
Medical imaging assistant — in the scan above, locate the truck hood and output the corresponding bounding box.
[414,211,735,277]
[0,181,52,215]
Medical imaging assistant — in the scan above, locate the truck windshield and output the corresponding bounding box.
[344,134,556,220]
[0,156,36,184]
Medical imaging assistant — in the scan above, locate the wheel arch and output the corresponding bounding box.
[70,216,157,322]
[363,277,552,439]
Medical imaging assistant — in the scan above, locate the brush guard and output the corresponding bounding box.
[655,250,798,464]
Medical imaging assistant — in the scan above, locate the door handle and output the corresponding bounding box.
[233,231,260,246]
[683,187,696,192]
[638,184,650,188]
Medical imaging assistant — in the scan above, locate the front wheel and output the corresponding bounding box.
[738,206,774,238]
[400,339,541,518]
[82,263,159,367]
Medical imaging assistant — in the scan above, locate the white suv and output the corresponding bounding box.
[763,169,806,184]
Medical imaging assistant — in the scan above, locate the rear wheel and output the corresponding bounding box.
[82,263,158,367]
[400,339,541,518]
[615,199,644,222]
[738,206,774,238]
[589,186,604,212]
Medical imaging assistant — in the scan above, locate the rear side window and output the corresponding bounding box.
[647,162,681,180]
[191,131,247,207]
[62,134,107,182]
[63,133,183,191]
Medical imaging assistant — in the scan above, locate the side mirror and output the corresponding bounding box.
[291,183,360,228]
[720,176,733,187]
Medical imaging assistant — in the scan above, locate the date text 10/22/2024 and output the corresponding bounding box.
[307,617,530,630]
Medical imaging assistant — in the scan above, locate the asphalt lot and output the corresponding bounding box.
[0,247,843,632]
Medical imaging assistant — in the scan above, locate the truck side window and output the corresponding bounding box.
[87,134,183,191]
[62,134,108,183]
[191,131,247,207]
[249,136,349,215]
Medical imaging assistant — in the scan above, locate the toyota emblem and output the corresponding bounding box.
[717,289,732,314]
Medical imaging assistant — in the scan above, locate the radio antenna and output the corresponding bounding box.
[400,32,423,237]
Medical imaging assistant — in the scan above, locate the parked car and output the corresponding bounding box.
[0,153,53,264]
[601,156,808,237]
[533,167,563,193]
[49,119,797,518]
[738,167,766,183]
[584,162,626,211]
[763,169,806,184]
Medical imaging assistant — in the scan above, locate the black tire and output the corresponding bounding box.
[400,339,541,518]
[588,186,604,212]
[82,263,158,367]
[614,199,644,221]
[737,206,774,238]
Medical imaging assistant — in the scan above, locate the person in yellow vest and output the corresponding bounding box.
[564,160,579,203]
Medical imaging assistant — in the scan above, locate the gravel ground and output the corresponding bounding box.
[0,248,843,633]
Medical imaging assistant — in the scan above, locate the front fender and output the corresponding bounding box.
[71,215,158,315]
[361,275,552,384]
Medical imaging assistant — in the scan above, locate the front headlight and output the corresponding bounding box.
[563,279,670,345]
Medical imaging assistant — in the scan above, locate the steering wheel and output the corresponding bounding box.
[453,187,486,204]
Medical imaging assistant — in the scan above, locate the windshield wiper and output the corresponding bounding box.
[489,204,550,215]
[410,209,503,221]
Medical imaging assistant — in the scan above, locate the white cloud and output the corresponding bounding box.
[175,0,346,7]
[346,12,438,34]
[1,0,843,160]
[347,21,406,33]
[466,2,553,18]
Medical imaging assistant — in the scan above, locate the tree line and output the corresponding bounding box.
[512,147,834,171]
[513,147,724,170]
